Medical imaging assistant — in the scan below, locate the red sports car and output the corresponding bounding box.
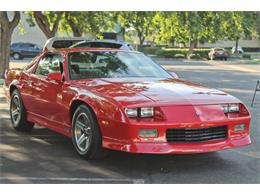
[3,48,251,159]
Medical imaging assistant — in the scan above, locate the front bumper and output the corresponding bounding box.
[103,134,251,154]
[101,117,251,154]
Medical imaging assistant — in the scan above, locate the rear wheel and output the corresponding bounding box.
[72,104,107,159]
[10,89,34,131]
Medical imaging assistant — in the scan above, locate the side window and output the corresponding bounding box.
[35,54,63,76]
[24,44,33,50]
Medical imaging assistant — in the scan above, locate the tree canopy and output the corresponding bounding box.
[0,11,259,77]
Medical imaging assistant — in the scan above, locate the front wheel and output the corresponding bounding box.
[13,53,22,60]
[10,89,34,131]
[71,105,107,159]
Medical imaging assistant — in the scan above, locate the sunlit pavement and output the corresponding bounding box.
[0,59,259,183]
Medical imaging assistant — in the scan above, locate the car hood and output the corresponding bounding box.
[73,77,240,107]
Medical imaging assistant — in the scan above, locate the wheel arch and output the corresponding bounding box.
[69,99,98,123]
[9,84,19,96]
[69,94,127,128]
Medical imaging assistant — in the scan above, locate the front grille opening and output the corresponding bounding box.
[166,126,228,143]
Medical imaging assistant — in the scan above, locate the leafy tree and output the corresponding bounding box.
[154,11,257,57]
[26,11,63,39]
[220,12,257,53]
[0,11,20,78]
[256,12,260,51]
[154,12,225,58]
[118,11,156,46]
[60,11,118,38]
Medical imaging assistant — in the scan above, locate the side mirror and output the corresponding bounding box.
[169,71,179,79]
[47,72,62,82]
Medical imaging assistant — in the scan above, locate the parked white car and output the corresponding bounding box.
[232,46,244,54]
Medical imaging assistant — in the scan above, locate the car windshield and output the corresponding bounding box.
[68,51,171,80]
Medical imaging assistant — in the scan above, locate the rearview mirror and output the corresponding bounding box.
[169,71,179,79]
[47,72,62,82]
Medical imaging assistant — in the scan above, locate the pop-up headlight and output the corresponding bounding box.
[221,103,240,113]
[125,107,154,118]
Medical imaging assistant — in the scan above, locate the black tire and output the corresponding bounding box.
[71,104,108,159]
[10,89,34,131]
[13,53,22,60]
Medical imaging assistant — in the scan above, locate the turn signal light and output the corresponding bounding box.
[234,124,246,132]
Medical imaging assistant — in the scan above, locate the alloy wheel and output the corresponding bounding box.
[11,94,21,126]
[74,112,92,152]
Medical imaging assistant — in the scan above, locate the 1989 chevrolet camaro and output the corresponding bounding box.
[4,48,251,159]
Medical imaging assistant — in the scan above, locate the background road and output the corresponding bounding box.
[0,59,259,183]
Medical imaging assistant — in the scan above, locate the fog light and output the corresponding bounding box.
[234,124,246,132]
[138,129,158,138]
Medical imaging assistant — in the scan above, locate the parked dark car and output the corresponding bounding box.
[70,39,135,51]
[11,42,42,60]
[208,48,229,61]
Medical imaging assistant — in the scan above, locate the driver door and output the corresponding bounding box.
[31,53,66,125]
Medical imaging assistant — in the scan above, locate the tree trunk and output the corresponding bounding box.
[0,28,11,78]
[137,29,145,46]
[0,11,20,78]
[187,40,197,59]
[71,24,82,37]
[139,36,145,46]
[65,12,82,37]
[33,11,63,39]
[120,27,125,41]
[235,37,239,53]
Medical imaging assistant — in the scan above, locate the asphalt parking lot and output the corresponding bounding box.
[0,59,259,183]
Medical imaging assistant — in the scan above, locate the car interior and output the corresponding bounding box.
[35,54,63,76]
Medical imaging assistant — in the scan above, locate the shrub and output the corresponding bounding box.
[154,48,211,59]
[242,54,251,59]
[142,47,159,55]
[193,50,210,59]
[155,49,176,58]
[189,54,202,60]
[175,53,186,59]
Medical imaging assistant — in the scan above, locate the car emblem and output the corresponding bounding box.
[195,111,201,116]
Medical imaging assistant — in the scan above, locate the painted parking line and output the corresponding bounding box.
[219,65,260,73]
[0,176,145,184]
[162,65,223,70]
[208,61,260,74]
[161,61,260,74]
